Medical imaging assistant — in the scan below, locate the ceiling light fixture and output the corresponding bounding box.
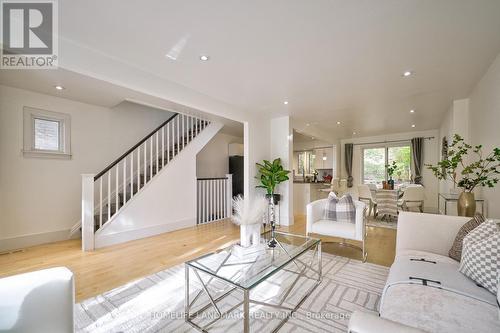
[403,71,413,77]
[306,123,310,126]
[352,131,356,135]
[199,55,209,61]
[337,121,341,125]
[411,124,416,128]
[283,101,289,105]
[54,85,65,90]
[410,109,415,113]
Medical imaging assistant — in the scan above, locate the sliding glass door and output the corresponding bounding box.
[362,145,411,185]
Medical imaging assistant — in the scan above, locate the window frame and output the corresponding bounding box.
[23,107,71,159]
[361,142,412,185]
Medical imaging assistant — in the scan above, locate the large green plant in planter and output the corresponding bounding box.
[426,134,500,216]
[256,158,290,204]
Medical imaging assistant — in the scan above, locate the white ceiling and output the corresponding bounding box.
[0,69,244,136]
[4,0,500,140]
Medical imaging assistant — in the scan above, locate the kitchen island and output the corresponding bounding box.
[293,181,331,215]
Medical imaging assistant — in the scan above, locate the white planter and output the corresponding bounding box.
[240,223,261,247]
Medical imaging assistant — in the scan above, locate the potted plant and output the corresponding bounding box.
[255,158,290,205]
[256,158,290,247]
[386,161,397,190]
[426,134,500,216]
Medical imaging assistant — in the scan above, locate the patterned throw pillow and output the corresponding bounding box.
[323,193,356,223]
[448,213,485,261]
[459,220,500,294]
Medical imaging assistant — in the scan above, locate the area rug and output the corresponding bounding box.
[366,217,397,229]
[75,252,389,332]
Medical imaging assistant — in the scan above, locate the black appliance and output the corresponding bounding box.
[229,155,244,197]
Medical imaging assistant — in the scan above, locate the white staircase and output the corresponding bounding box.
[80,113,221,250]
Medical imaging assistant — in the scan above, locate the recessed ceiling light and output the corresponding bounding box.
[306,123,310,126]
[283,101,289,105]
[410,109,415,113]
[199,55,209,61]
[353,131,356,135]
[411,124,416,128]
[403,71,413,77]
[311,137,315,140]
[336,121,341,125]
[54,85,65,90]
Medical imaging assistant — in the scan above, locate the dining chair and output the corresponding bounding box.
[398,186,424,212]
[358,184,377,217]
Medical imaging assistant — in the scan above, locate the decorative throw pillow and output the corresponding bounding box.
[323,193,356,223]
[459,220,500,294]
[448,212,485,261]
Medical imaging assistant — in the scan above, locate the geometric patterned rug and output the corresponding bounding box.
[75,252,389,332]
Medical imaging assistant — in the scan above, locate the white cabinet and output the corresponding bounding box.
[313,148,333,169]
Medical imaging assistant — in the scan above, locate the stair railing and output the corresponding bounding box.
[81,113,210,251]
[196,175,233,224]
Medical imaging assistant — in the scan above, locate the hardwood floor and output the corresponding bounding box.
[0,215,396,302]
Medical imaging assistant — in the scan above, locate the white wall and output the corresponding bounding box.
[340,130,440,211]
[196,132,243,178]
[270,116,294,226]
[468,53,500,218]
[0,85,174,251]
[438,99,471,194]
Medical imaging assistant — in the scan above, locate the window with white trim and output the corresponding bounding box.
[23,107,71,159]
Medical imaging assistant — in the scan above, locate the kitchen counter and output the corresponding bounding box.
[293,182,331,215]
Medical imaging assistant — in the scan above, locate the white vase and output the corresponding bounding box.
[240,223,261,247]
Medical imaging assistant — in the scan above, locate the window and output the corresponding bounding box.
[297,151,315,175]
[362,144,411,185]
[23,107,71,159]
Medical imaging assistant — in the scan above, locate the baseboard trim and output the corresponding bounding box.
[94,218,195,249]
[0,228,75,252]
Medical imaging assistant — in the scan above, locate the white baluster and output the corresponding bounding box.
[115,164,119,214]
[156,132,159,174]
[144,141,147,182]
[99,177,103,228]
[107,172,111,221]
[137,146,141,190]
[130,152,134,198]
[162,126,165,167]
[123,156,127,205]
[167,123,170,163]
[176,116,180,157]
[182,114,185,150]
[150,137,153,178]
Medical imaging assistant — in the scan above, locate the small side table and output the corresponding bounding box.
[438,193,486,216]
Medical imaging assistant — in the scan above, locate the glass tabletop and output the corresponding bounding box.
[439,192,485,201]
[185,231,320,289]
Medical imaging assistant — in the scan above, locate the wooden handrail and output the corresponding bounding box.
[94,113,178,181]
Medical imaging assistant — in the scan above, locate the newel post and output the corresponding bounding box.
[81,174,95,251]
[226,174,233,218]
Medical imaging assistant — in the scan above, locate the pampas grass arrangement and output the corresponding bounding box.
[231,195,268,226]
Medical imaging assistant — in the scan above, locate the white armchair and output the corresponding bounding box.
[0,267,75,333]
[306,197,367,262]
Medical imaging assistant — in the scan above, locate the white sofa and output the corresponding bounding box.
[348,212,500,333]
[0,267,75,333]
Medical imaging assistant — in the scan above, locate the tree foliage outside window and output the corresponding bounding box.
[363,145,411,185]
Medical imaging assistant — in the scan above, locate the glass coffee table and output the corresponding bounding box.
[185,231,322,332]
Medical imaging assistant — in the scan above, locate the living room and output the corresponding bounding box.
[1,1,499,332]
